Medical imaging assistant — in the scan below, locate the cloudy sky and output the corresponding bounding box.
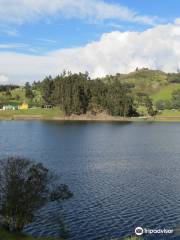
[0,0,180,84]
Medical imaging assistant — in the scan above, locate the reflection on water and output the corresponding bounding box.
[0,121,180,239]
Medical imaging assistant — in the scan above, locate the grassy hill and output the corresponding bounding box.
[111,68,180,101]
[151,83,180,102]
[113,69,168,94]
[103,69,180,117]
[0,87,42,106]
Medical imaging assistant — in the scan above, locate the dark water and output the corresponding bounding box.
[1,121,180,240]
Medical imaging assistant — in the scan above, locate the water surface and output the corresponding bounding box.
[1,121,180,240]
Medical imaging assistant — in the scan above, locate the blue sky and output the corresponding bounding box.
[1,0,179,53]
[0,0,180,84]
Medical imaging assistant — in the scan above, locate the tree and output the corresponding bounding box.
[15,94,20,101]
[0,157,73,232]
[172,89,180,109]
[41,76,55,105]
[53,73,90,115]
[155,100,172,110]
[5,89,11,97]
[25,82,34,99]
[145,96,156,116]
[106,80,137,117]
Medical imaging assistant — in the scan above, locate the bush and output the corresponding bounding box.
[0,157,73,233]
[155,100,172,110]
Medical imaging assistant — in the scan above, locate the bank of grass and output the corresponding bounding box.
[157,109,180,116]
[2,107,180,122]
[0,229,62,240]
[0,107,64,120]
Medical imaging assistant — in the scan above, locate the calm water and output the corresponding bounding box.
[1,121,180,240]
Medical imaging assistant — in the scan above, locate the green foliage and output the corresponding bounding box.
[41,76,55,105]
[25,82,34,99]
[41,72,138,117]
[105,80,137,116]
[171,89,180,109]
[167,73,180,83]
[3,69,180,116]
[0,157,73,233]
[0,86,43,107]
[155,99,172,110]
[0,85,19,92]
[0,228,62,240]
[53,72,91,115]
[144,96,157,116]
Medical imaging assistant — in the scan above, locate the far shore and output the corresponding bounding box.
[1,113,180,122]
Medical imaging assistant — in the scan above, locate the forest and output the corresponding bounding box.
[39,70,158,117]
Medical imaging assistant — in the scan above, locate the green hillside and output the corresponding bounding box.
[103,69,180,116]
[0,87,42,106]
[151,84,180,102]
[109,69,168,94]
[110,69,180,102]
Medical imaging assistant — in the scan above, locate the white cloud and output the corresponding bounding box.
[1,21,180,84]
[37,38,57,44]
[0,0,158,25]
[174,18,180,25]
[0,74,9,84]
[3,29,19,37]
[0,43,28,49]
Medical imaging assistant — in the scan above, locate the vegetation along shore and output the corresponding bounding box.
[1,68,180,122]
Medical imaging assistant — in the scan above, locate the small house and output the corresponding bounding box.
[3,105,16,110]
[42,104,53,109]
[18,102,29,110]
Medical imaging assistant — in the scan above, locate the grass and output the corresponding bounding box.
[0,107,64,120]
[0,229,62,240]
[157,109,180,116]
[151,84,180,102]
[119,69,167,83]
[119,69,168,95]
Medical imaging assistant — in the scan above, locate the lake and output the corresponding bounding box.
[0,121,180,240]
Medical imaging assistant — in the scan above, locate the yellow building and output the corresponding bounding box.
[18,102,29,110]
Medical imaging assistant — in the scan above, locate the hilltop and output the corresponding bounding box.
[103,68,179,96]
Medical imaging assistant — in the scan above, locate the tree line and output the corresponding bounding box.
[0,85,19,92]
[40,72,138,117]
[0,71,157,117]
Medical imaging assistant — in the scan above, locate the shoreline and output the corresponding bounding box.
[1,114,180,122]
